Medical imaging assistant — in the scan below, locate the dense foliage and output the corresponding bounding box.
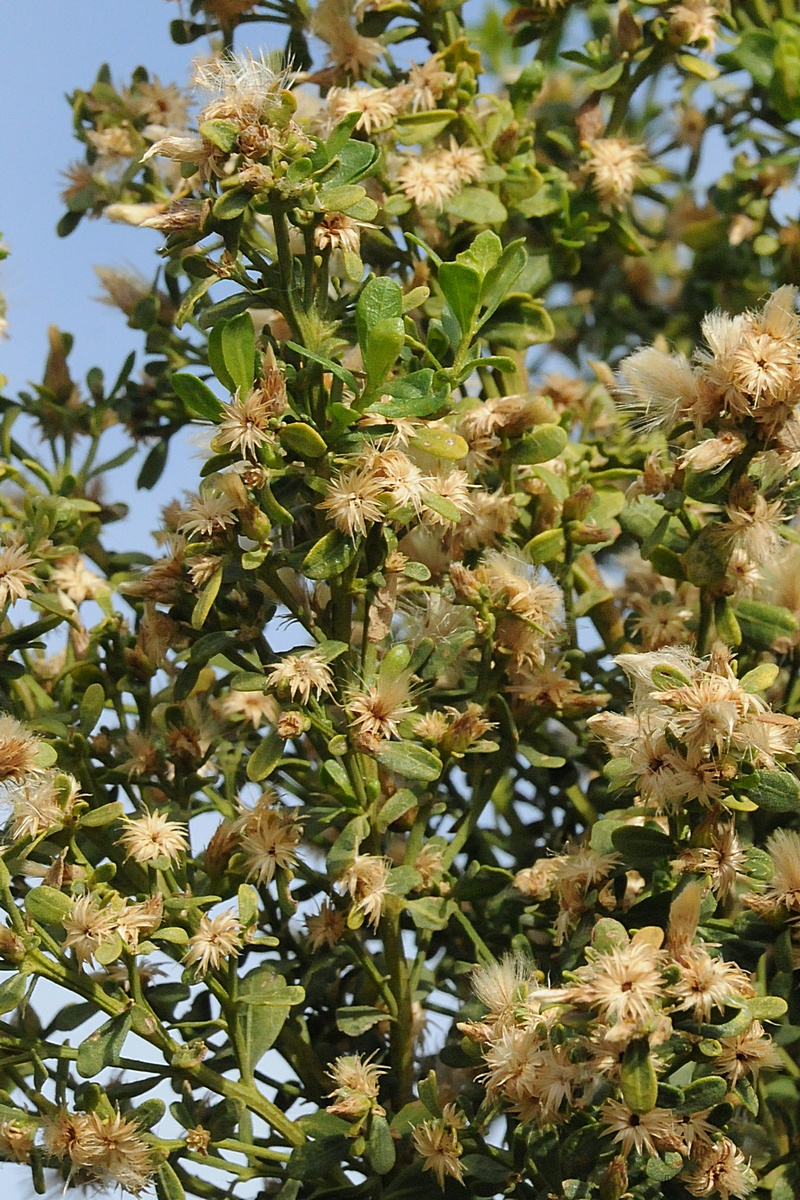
[2,1,800,1198]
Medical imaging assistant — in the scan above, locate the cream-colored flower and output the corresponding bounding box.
[239,798,302,885]
[398,55,453,112]
[314,212,371,255]
[347,672,416,742]
[396,153,458,210]
[0,541,41,608]
[440,137,485,186]
[572,940,664,1026]
[338,853,391,927]
[265,649,335,705]
[117,810,189,864]
[585,138,647,206]
[44,1107,155,1195]
[600,1098,675,1157]
[0,716,43,781]
[327,1052,387,1119]
[472,953,532,1023]
[184,910,242,975]
[313,0,384,76]
[62,895,120,968]
[412,1104,465,1187]
[50,555,106,604]
[714,1019,781,1085]
[318,466,385,537]
[9,771,81,840]
[178,488,239,538]
[216,390,275,457]
[669,946,753,1023]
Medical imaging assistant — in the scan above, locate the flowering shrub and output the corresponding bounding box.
[2,1,800,1197]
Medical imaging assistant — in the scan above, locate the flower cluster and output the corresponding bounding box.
[463,883,776,1198]
[589,646,800,815]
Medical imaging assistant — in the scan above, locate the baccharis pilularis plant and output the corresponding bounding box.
[2,0,800,1197]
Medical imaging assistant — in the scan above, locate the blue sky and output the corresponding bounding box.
[0,2,214,550]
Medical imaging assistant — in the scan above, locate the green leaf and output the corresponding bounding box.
[208,323,236,391]
[364,318,405,391]
[374,741,442,782]
[0,972,28,1016]
[394,110,457,142]
[586,61,625,90]
[422,491,461,524]
[321,139,378,187]
[772,20,800,119]
[302,530,359,580]
[79,801,124,828]
[247,729,284,782]
[439,262,482,334]
[318,183,368,212]
[677,1076,728,1113]
[285,341,359,393]
[287,1136,349,1181]
[445,187,507,225]
[199,119,238,152]
[645,1152,684,1183]
[409,427,469,461]
[479,240,527,322]
[212,187,251,220]
[327,814,370,877]
[418,1070,442,1116]
[230,672,267,692]
[747,995,788,1021]
[238,967,305,1069]
[220,312,256,394]
[462,1155,511,1184]
[356,276,403,342]
[525,528,566,564]
[191,566,223,630]
[25,886,72,924]
[733,599,798,650]
[621,1037,658,1114]
[406,896,451,930]
[740,663,780,693]
[377,788,418,831]
[238,884,259,929]
[457,229,503,277]
[279,422,328,459]
[743,769,800,813]
[155,1161,186,1200]
[76,1011,132,1078]
[366,1114,396,1175]
[171,373,223,423]
[197,291,259,329]
[336,1006,389,1035]
[676,53,719,80]
[611,824,673,865]
[79,682,105,735]
[508,424,567,464]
